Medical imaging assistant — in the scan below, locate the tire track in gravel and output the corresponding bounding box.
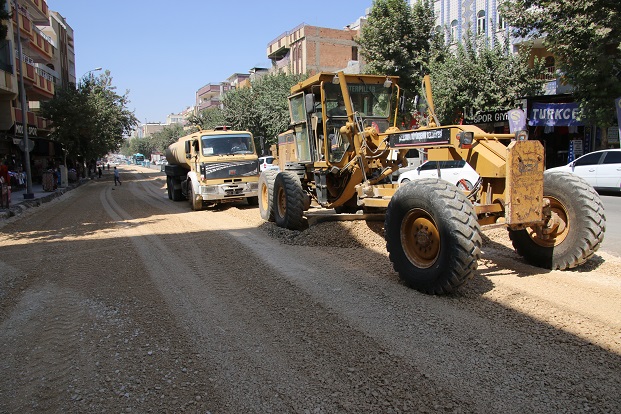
[100,177,477,412]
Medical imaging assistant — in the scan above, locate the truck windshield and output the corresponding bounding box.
[201,134,255,156]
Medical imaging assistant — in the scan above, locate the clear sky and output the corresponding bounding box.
[45,1,373,125]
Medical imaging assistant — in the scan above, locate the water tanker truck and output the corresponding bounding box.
[164,126,259,210]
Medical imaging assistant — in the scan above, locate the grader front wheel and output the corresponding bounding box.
[509,171,606,270]
[385,179,482,294]
[259,170,279,221]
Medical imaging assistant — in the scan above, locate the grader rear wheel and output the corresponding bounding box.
[509,171,605,270]
[273,171,307,230]
[385,179,482,294]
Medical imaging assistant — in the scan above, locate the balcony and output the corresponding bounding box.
[15,53,55,100]
[13,105,51,133]
[25,0,50,25]
[12,9,35,43]
[30,28,54,60]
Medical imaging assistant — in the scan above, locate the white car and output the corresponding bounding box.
[547,149,621,193]
[397,159,480,191]
[259,156,279,172]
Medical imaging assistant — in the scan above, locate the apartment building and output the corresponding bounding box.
[0,0,76,187]
[267,23,362,75]
[195,82,231,113]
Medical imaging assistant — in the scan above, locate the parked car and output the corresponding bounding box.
[397,159,481,191]
[546,149,621,192]
[391,148,423,181]
[259,156,279,172]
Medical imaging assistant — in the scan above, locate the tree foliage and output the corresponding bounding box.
[41,71,138,161]
[428,35,545,125]
[0,0,10,40]
[358,0,436,94]
[220,71,306,152]
[501,0,621,135]
[186,107,225,131]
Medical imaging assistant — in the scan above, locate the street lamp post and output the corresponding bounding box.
[82,67,102,80]
[13,0,33,199]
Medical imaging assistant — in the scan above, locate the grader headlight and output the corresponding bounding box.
[515,130,529,141]
[458,131,474,149]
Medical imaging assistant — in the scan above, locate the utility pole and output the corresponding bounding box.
[13,0,34,199]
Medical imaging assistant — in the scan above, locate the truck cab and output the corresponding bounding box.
[165,127,259,210]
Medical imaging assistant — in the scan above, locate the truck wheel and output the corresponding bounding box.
[259,170,279,221]
[508,171,605,270]
[166,176,173,200]
[170,177,183,201]
[273,171,307,230]
[188,184,203,211]
[385,178,482,294]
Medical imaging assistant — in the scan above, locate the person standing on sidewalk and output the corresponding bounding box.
[113,166,121,186]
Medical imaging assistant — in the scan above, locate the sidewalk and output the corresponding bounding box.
[0,178,88,220]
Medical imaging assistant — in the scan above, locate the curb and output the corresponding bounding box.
[0,179,89,220]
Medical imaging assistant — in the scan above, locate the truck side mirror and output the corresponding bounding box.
[184,140,191,158]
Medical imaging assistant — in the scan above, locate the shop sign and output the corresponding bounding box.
[608,126,619,144]
[507,109,526,133]
[529,102,583,127]
[13,122,38,137]
[464,110,508,125]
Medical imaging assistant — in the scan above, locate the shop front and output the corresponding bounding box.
[0,122,64,194]
[526,100,588,168]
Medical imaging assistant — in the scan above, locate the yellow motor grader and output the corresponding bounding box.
[259,71,606,294]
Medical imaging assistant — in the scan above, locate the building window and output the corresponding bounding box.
[450,20,458,43]
[477,10,486,35]
[498,13,506,30]
[545,56,556,80]
[352,46,358,61]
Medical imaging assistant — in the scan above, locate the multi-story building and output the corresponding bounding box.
[266,23,362,75]
[0,0,72,188]
[195,82,231,113]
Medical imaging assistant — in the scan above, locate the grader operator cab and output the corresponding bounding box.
[259,72,606,294]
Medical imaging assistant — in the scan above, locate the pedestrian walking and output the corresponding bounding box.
[113,166,121,186]
[98,166,102,179]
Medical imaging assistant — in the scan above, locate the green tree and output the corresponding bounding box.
[501,0,621,147]
[427,35,545,125]
[0,0,10,40]
[221,72,306,152]
[187,107,225,130]
[358,0,436,94]
[149,123,188,153]
[41,71,138,163]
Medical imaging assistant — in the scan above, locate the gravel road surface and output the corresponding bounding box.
[1,165,619,413]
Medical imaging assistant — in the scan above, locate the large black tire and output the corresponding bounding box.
[188,183,203,211]
[508,171,605,270]
[170,177,183,201]
[166,176,173,200]
[385,179,482,294]
[273,171,307,230]
[259,170,279,221]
